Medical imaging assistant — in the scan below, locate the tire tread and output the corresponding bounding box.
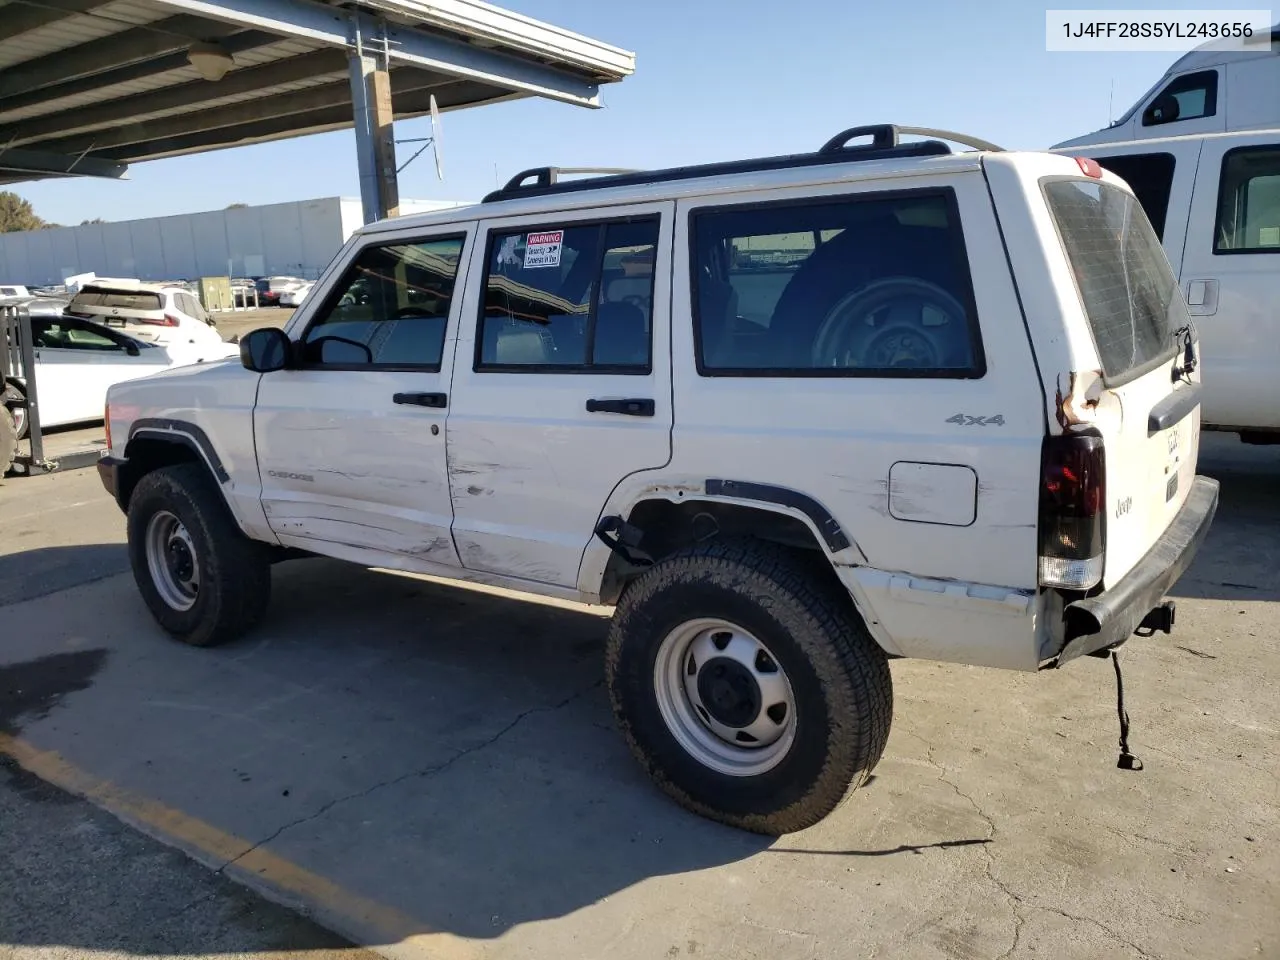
[128,463,270,646]
[606,538,892,834]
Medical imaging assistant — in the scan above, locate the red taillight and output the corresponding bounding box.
[103,402,112,451]
[1038,433,1105,589]
[1074,156,1103,179]
[140,314,180,326]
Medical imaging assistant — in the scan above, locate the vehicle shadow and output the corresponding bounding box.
[0,552,999,953]
[0,542,127,607]
[1172,435,1280,602]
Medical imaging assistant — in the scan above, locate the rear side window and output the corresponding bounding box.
[691,191,983,376]
[1215,146,1280,253]
[71,289,163,311]
[1044,179,1184,383]
[1093,153,1176,239]
[477,218,658,371]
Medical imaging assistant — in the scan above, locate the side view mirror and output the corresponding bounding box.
[123,341,140,356]
[239,326,292,373]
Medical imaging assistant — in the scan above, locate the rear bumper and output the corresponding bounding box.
[1056,475,1219,665]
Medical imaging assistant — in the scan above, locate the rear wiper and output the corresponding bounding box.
[1171,324,1197,381]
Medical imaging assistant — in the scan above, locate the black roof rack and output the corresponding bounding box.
[482,124,1003,203]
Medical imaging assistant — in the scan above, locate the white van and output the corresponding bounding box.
[1054,30,1280,440]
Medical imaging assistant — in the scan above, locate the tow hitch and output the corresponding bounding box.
[1135,600,1176,637]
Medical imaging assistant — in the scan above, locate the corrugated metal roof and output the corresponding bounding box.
[0,0,634,184]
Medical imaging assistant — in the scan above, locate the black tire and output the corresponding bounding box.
[127,463,271,646]
[2,382,26,440]
[606,539,893,835]
[0,404,16,475]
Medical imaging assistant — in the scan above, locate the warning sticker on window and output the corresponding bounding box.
[524,230,564,269]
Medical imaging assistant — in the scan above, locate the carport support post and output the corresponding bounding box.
[348,15,399,223]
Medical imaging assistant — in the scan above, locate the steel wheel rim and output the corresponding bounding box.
[653,618,797,777]
[145,510,200,611]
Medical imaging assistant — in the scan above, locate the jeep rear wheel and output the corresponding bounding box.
[127,463,271,646]
[606,539,893,835]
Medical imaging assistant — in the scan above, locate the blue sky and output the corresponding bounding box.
[11,0,1212,224]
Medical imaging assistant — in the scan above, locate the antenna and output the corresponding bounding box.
[394,94,445,181]
[1108,78,1115,125]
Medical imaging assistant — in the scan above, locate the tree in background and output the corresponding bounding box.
[80,217,108,225]
[0,191,47,232]
[225,202,249,209]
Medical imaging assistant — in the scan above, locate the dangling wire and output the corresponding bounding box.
[1113,651,1143,771]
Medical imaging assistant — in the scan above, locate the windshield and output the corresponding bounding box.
[1044,179,1186,382]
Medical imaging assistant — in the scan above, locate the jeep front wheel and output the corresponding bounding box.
[127,463,271,646]
[606,539,893,835]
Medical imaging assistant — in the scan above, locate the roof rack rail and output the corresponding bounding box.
[481,123,1003,204]
[498,166,642,192]
[818,125,1004,155]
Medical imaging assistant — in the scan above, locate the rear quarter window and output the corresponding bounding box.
[1043,179,1185,383]
[690,190,983,377]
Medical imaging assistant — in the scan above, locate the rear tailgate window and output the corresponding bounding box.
[71,288,163,311]
[1044,179,1184,384]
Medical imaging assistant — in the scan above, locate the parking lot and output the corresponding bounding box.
[1,433,1277,960]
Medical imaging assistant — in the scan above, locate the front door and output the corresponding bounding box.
[254,227,473,567]
[1180,135,1280,429]
[446,203,674,588]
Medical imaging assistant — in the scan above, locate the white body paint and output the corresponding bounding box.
[105,146,1204,671]
[1053,128,1280,434]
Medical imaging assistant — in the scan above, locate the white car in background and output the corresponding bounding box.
[3,299,238,437]
[278,282,313,307]
[64,280,225,349]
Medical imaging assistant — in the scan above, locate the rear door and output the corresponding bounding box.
[1041,173,1200,585]
[446,202,673,588]
[1178,134,1280,429]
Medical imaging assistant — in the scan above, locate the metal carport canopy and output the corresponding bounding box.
[0,0,634,190]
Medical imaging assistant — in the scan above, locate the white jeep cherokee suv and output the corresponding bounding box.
[98,126,1218,834]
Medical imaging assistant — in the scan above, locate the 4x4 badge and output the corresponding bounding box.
[946,413,1005,426]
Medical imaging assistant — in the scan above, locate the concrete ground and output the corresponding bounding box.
[215,306,294,340]
[0,435,1276,960]
[0,759,381,960]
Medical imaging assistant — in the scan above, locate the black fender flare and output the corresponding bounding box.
[126,418,230,484]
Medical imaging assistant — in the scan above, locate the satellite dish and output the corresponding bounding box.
[394,97,445,180]
[429,94,444,181]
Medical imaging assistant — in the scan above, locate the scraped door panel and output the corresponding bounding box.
[255,229,473,568]
[446,204,675,588]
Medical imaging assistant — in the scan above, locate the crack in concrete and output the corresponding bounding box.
[1040,906,1156,959]
[898,729,1025,959]
[216,679,603,873]
[898,728,1160,959]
